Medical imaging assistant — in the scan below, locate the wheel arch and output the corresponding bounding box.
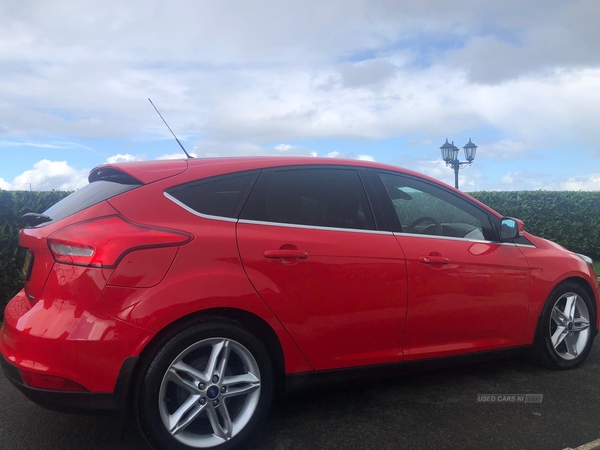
[531,276,598,369]
[132,308,287,400]
[552,276,598,326]
[534,276,599,340]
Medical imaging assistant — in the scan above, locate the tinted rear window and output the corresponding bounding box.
[165,171,258,219]
[241,168,376,230]
[42,181,139,225]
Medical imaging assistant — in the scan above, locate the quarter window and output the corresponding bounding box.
[378,172,494,240]
[241,168,376,230]
[166,172,257,219]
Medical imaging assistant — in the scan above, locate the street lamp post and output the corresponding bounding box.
[440,138,478,190]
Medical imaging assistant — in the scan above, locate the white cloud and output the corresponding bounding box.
[0,141,64,149]
[494,170,600,191]
[477,139,542,161]
[447,0,600,84]
[106,153,142,164]
[156,152,198,160]
[338,58,398,88]
[559,173,600,190]
[320,151,375,161]
[190,141,316,159]
[501,172,518,184]
[0,140,93,151]
[1,0,600,189]
[0,0,599,151]
[498,171,549,190]
[7,160,88,191]
[0,178,10,190]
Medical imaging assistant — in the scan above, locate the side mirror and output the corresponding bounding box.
[500,217,524,241]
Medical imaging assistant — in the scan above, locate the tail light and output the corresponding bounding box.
[47,216,191,267]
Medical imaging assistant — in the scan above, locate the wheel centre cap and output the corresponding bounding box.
[206,385,220,400]
[568,322,574,332]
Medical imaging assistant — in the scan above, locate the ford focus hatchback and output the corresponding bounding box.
[1,157,598,450]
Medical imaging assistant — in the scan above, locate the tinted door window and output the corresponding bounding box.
[166,172,258,219]
[378,172,494,240]
[242,168,376,230]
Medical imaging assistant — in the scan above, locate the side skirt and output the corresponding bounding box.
[285,346,531,393]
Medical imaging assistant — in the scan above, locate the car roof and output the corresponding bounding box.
[95,156,430,183]
[92,156,501,218]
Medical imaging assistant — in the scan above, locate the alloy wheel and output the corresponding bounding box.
[158,337,262,448]
[549,292,591,360]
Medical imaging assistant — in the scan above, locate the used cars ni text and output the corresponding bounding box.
[1,157,598,449]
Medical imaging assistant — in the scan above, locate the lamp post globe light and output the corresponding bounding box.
[440,138,478,190]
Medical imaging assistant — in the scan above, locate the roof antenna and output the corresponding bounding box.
[148,98,193,159]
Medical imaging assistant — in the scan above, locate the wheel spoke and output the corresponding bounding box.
[551,306,567,325]
[551,326,568,349]
[172,361,209,384]
[168,394,203,435]
[206,406,227,441]
[217,402,234,440]
[223,383,260,398]
[204,340,226,380]
[168,368,202,394]
[564,295,577,321]
[573,317,590,332]
[222,373,261,398]
[564,333,578,357]
[215,340,231,379]
[223,372,260,386]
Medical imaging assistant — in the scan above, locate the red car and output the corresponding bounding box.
[1,157,598,450]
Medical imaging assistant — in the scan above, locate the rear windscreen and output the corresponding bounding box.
[41,180,139,225]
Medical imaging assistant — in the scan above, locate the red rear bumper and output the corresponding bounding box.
[0,289,153,401]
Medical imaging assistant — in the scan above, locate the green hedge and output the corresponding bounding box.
[0,190,599,320]
[0,190,70,320]
[469,191,600,259]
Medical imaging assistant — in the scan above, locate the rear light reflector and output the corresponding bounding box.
[51,244,95,257]
[20,369,88,392]
[48,215,191,267]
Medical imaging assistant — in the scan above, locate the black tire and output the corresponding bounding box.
[136,319,274,450]
[533,281,596,370]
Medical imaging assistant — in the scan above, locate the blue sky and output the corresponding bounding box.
[1,0,599,191]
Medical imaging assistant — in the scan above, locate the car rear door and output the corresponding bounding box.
[237,166,408,371]
[372,170,531,361]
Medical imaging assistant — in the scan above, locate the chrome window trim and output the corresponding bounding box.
[165,190,538,246]
[163,192,238,223]
[165,191,393,234]
[393,231,537,248]
[238,219,394,235]
[394,232,495,245]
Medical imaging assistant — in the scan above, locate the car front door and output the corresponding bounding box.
[372,170,531,361]
[237,166,408,370]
